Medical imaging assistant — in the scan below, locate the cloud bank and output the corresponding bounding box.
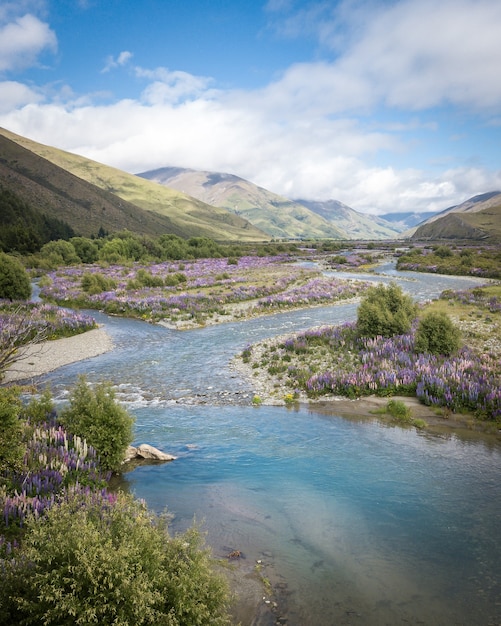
[0,0,500,215]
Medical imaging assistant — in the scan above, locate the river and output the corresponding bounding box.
[41,264,501,625]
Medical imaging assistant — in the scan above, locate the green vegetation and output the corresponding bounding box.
[60,376,134,472]
[397,245,501,279]
[373,399,427,429]
[0,187,75,254]
[0,253,31,301]
[1,491,230,626]
[0,387,24,477]
[0,386,232,625]
[356,282,417,338]
[414,311,461,355]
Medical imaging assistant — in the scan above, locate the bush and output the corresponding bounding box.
[0,387,24,478]
[81,272,117,295]
[414,311,461,356]
[356,282,417,338]
[1,490,231,626]
[0,253,31,301]
[60,376,134,472]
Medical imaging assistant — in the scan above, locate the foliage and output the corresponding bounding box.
[0,187,75,255]
[386,399,412,420]
[243,319,501,420]
[39,256,370,326]
[397,245,501,279]
[81,272,117,294]
[39,239,81,268]
[0,253,31,301]
[0,387,24,478]
[356,282,417,338]
[414,311,461,356]
[0,490,231,626]
[60,376,134,472]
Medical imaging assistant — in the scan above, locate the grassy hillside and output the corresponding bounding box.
[139,168,347,239]
[0,128,268,242]
[412,202,501,242]
[0,133,181,238]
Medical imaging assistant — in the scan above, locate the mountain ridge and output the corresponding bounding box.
[138,166,402,240]
[0,128,268,242]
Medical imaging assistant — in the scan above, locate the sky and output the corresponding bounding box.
[1,0,501,216]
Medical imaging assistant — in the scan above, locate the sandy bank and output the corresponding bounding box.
[3,328,113,384]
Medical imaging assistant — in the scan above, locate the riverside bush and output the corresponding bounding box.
[60,376,134,472]
[356,282,417,338]
[0,253,31,301]
[414,311,461,356]
[0,490,231,626]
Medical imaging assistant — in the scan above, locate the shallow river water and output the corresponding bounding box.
[41,264,501,625]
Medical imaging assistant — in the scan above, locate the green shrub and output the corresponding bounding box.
[356,282,417,338]
[386,399,412,420]
[414,311,461,356]
[0,490,231,626]
[20,388,55,424]
[60,376,134,472]
[0,253,31,301]
[81,272,117,295]
[0,387,24,477]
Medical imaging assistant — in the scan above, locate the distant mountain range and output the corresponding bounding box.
[138,167,402,240]
[1,126,499,243]
[409,192,501,242]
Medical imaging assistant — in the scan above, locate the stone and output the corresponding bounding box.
[123,444,176,463]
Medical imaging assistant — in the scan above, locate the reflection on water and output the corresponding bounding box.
[42,266,501,625]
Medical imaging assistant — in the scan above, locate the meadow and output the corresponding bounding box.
[39,255,371,327]
[238,284,501,422]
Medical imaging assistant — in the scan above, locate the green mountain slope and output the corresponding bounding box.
[0,128,267,242]
[411,192,501,241]
[138,167,347,239]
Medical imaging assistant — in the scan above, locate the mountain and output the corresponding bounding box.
[0,128,267,242]
[138,167,346,240]
[379,211,438,231]
[295,198,402,240]
[138,166,401,240]
[0,132,178,238]
[411,192,501,241]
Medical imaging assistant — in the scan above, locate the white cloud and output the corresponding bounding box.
[1,0,500,216]
[101,50,133,73]
[0,13,56,72]
[0,80,42,112]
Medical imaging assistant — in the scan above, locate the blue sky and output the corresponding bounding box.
[1,0,500,215]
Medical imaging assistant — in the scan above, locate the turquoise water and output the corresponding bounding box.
[43,267,501,625]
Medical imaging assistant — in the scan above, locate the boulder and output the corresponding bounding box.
[123,444,177,463]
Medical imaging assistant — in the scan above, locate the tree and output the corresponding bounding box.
[1,490,231,626]
[0,253,31,301]
[60,376,134,472]
[39,239,80,266]
[356,282,417,338]
[414,311,461,356]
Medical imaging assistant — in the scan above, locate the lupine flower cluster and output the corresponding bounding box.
[39,256,370,324]
[0,415,109,554]
[257,277,368,309]
[258,322,500,420]
[0,301,96,344]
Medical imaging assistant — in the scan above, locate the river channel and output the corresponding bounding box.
[41,264,501,625]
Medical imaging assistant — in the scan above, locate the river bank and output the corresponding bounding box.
[3,327,113,384]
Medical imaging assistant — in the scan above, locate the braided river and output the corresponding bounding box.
[41,264,501,625]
